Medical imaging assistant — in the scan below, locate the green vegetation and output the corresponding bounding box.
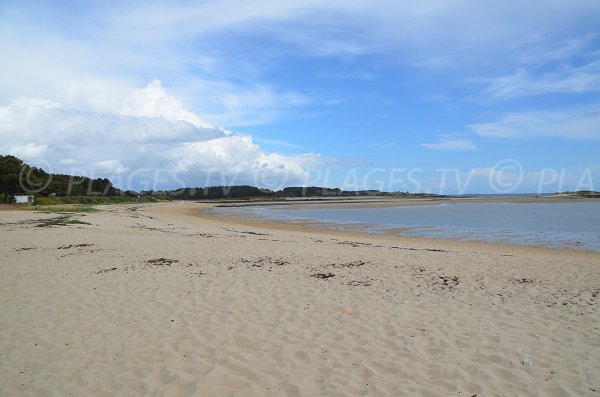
[1,154,118,203]
[27,205,98,213]
[32,195,168,206]
[0,155,25,203]
[1,154,442,206]
[151,186,438,200]
[36,215,92,227]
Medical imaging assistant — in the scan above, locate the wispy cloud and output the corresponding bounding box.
[421,138,477,151]
[516,33,599,65]
[477,61,600,99]
[368,142,396,150]
[468,104,600,140]
[473,32,600,100]
[253,138,304,149]
[419,93,450,102]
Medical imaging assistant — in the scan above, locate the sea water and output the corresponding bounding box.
[214,202,600,251]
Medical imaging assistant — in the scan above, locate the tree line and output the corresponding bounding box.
[0,155,118,203]
[1,154,432,203]
[143,186,392,200]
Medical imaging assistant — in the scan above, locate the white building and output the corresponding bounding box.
[14,195,35,205]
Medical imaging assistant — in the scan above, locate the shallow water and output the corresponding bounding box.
[215,202,600,251]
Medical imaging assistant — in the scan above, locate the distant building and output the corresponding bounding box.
[15,195,35,205]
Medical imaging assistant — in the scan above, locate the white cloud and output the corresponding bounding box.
[0,5,312,128]
[0,83,323,190]
[169,135,310,188]
[468,105,600,140]
[7,143,49,159]
[422,138,477,151]
[59,78,214,128]
[0,96,224,145]
[118,79,212,128]
[56,76,308,129]
[92,160,129,175]
[253,138,304,149]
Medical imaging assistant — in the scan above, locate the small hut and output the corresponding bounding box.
[14,195,35,205]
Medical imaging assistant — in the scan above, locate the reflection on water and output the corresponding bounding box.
[214,202,600,252]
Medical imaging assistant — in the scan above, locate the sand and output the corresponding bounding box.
[1,201,599,396]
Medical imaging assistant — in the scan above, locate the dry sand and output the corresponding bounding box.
[1,201,599,396]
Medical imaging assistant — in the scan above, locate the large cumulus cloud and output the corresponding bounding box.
[0,81,319,191]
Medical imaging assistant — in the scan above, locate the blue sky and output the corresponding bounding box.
[1,1,599,193]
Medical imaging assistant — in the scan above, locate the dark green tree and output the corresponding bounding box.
[0,155,25,203]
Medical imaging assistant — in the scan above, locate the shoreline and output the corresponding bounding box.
[209,193,600,210]
[2,197,598,255]
[184,200,600,258]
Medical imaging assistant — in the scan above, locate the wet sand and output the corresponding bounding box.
[209,193,600,210]
[1,201,599,396]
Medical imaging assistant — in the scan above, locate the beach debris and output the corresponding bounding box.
[391,246,450,253]
[221,227,272,236]
[36,215,91,227]
[185,232,218,238]
[533,287,599,308]
[335,240,383,248]
[57,243,94,250]
[95,267,117,274]
[342,311,353,317]
[332,260,367,268]
[311,272,335,279]
[514,278,535,284]
[522,357,533,367]
[437,275,459,288]
[239,257,290,269]
[347,279,373,287]
[239,230,271,236]
[146,258,178,266]
[133,225,177,233]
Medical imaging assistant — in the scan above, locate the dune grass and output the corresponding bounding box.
[28,205,98,213]
[33,195,167,206]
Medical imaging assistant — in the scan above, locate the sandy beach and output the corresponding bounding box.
[1,201,599,396]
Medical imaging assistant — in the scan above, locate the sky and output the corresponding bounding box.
[1,0,599,194]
